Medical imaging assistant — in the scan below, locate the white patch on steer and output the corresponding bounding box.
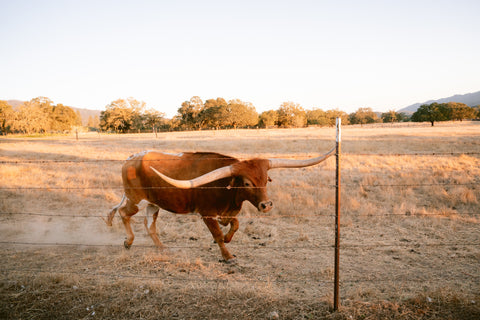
[145,204,160,229]
[161,151,184,157]
[127,150,155,160]
[136,199,151,211]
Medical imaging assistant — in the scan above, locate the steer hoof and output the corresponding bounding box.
[220,257,237,265]
[124,240,132,249]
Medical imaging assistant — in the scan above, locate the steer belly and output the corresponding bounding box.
[150,189,193,214]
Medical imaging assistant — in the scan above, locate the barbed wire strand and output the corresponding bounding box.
[1,241,477,249]
[1,267,477,285]
[0,180,479,191]
[1,151,479,164]
[2,211,479,219]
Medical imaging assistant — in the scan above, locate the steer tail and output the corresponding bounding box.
[104,194,126,226]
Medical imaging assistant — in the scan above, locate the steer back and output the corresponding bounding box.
[122,151,262,216]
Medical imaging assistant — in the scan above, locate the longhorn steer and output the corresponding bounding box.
[106,148,335,263]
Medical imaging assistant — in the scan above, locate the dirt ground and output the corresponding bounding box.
[1,122,479,319]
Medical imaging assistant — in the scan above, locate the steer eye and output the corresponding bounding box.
[243,179,253,187]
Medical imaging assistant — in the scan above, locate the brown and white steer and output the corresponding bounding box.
[106,148,335,263]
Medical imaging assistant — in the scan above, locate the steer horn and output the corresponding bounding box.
[150,165,234,189]
[268,146,336,169]
[151,146,336,189]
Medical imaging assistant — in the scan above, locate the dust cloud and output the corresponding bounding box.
[1,213,126,247]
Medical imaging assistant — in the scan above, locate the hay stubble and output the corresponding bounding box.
[1,122,479,319]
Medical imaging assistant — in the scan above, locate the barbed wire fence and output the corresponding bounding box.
[1,125,479,311]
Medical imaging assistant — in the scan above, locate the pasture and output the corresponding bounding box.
[1,122,479,319]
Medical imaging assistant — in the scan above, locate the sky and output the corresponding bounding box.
[1,0,479,118]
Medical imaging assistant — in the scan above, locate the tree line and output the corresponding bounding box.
[1,96,479,135]
[100,96,353,132]
[0,97,81,134]
[167,97,480,131]
[100,98,166,133]
[411,102,479,126]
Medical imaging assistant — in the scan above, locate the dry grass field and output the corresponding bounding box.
[1,121,479,319]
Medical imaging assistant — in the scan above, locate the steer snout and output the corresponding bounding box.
[259,200,273,212]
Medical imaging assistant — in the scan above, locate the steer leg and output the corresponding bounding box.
[220,218,239,244]
[202,217,236,263]
[143,204,164,248]
[119,199,139,249]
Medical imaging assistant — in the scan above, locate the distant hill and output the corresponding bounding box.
[7,100,24,109]
[4,99,101,126]
[398,91,480,114]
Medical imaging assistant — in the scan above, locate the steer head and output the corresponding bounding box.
[229,159,273,213]
[150,146,336,213]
